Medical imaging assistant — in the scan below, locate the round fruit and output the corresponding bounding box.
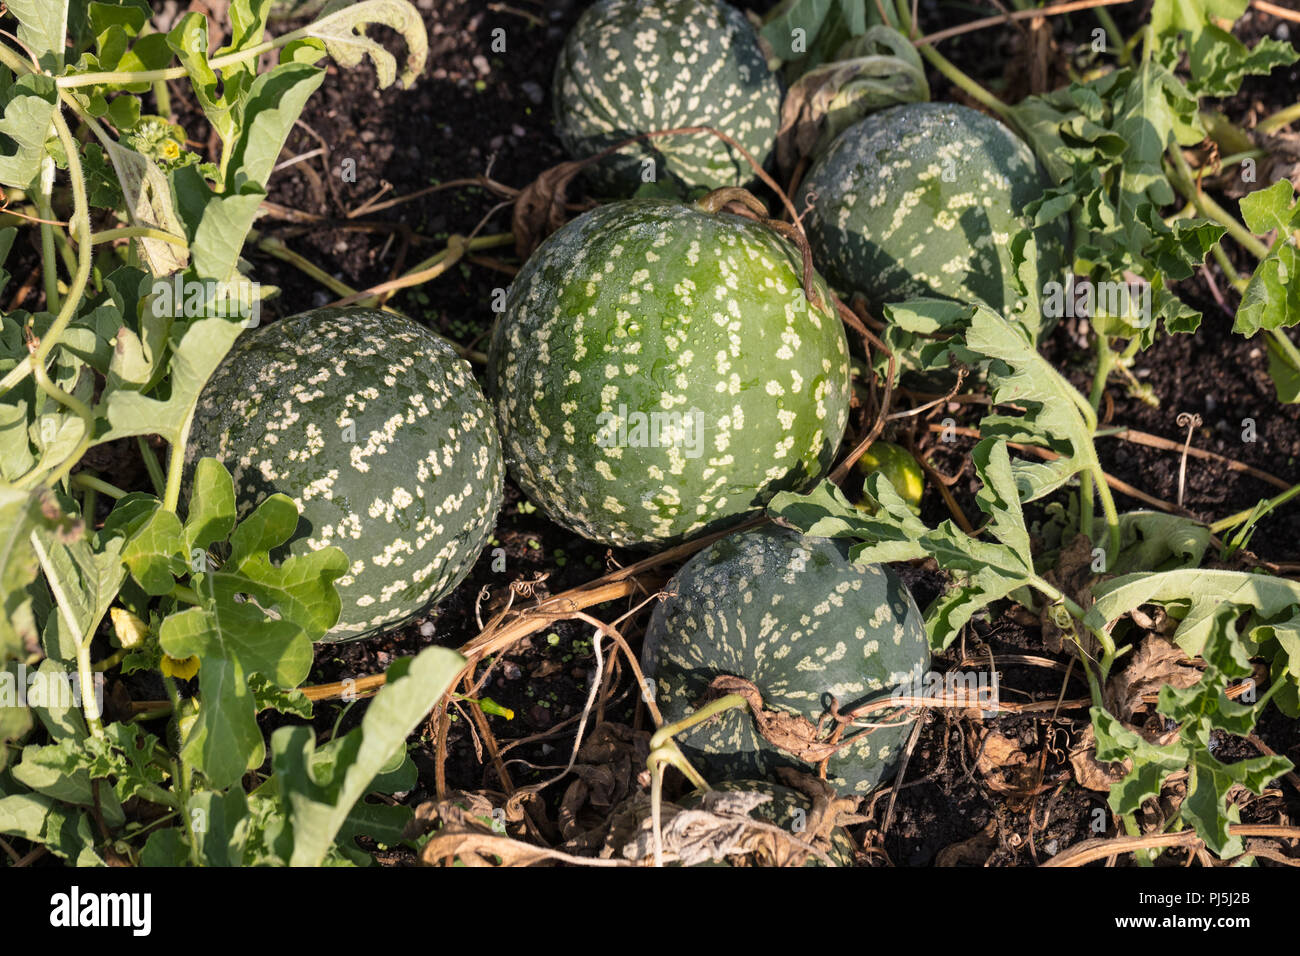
[854,441,924,514]
[487,198,852,548]
[186,307,503,641]
[795,102,1067,337]
[680,780,857,866]
[642,525,930,794]
[553,0,782,196]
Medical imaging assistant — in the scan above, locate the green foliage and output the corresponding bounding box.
[0,0,465,869]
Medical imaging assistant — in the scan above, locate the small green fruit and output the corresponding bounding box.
[854,441,924,514]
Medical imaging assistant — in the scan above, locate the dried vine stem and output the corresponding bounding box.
[1042,825,1300,867]
[913,0,1134,47]
[828,297,896,486]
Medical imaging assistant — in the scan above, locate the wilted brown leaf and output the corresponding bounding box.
[971,728,1039,795]
[618,792,835,867]
[511,160,588,259]
[1105,634,1201,721]
[935,820,998,867]
[1068,724,1132,792]
[707,675,845,764]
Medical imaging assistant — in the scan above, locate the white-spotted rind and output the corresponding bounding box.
[642,526,931,795]
[553,0,781,195]
[796,102,1067,338]
[486,199,852,548]
[186,307,504,642]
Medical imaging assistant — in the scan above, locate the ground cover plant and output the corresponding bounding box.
[0,0,1297,871]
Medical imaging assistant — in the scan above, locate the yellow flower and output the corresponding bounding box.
[160,654,199,680]
[109,607,149,648]
[161,139,181,160]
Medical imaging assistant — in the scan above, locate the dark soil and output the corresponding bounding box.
[50,0,1300,865]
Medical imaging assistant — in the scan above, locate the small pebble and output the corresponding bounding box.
[520,80,544,105]
[501,660,522,680]
[472,54,490,75]
[419,621,435,638]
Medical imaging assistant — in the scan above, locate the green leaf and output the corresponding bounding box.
[302,0,429,89]
[1092,705,1189,815]
[189,788,251,866]
[120,503,187,595]
[1151,0,1248,43]
[97,316,245,446]
[0,793,103,865]
[98,140,190,275]
[0,487,64,660]
[1106,511,1210,573]
[1188,26,1298,98]
[157,470,345,789]
[5,0,69,70]
[1238,179,1300,238]
[30,509,126,661]
[278,645,464,866]
[171,165,266,282]
[1087,568,1300,658]
[225,62,324,191]
[166,13,240,149]
[184,456,236,553]
[1265,335,1300,403]
[773,439,1037,650]
[0,74,58,189]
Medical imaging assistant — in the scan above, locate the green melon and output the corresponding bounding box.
[642,525,930,794]
[186,307,503,641]
[680,779,857,866]
[486,199,851,548]
[553,0,782,196]
[795,102,1067,338]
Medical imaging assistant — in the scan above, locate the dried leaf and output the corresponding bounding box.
[1105,633,1201,721]
[1068,724,1132,792]
[935,820,998,866]
[706,675,844,764]
[971,728,1038,795]
[775,26,928,177]
[619,796,834,867]
[511,160,587,259]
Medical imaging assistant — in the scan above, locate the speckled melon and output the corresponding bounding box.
[553,0,782,196]
[642,525,930,795]
[680,780,857,866]
[185,307,503,641]
[795,102,1067,338]
[486,199,851,548]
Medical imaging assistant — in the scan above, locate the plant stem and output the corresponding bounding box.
[88,225,188,248]
[170,583,202,605]
[1166,147,1269,260]
[70,472,128,499]
[162,408,195,514]
[1208,480,1300,535]
[1258,100,1300,135]
[1094,7,1128,64]
[163,677,203,867]
[1029,574,1116,690]
[1267,328,1300,380]
[1210,243,1245,289]
[138,436,167,497]
[36,157,61,311]
[92,648,127,672]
